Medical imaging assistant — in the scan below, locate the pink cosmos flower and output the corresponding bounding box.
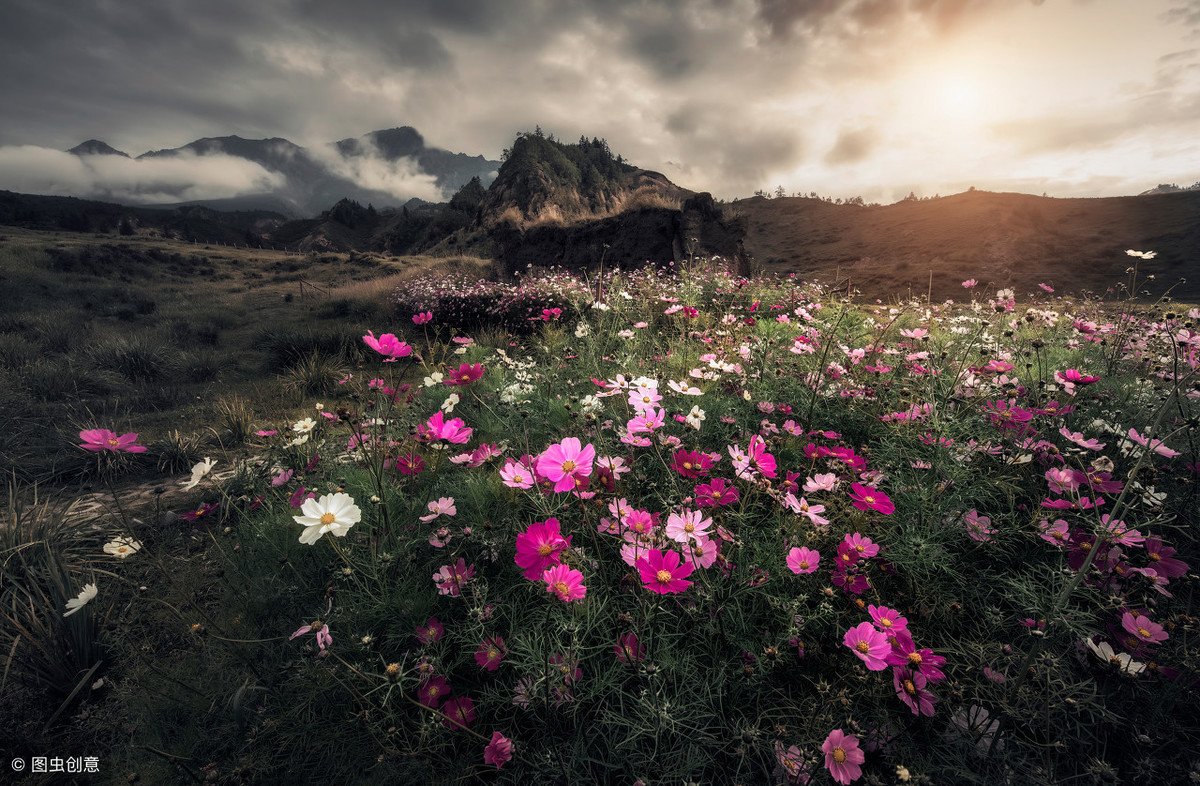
[804,473,839,493]
[628,387,664,412]
[441,695,476,729]
[664,508,713,545]
[79,429,147,453]
[1039,518,1071,547]
[288,486,316,509]
[894,668,938,716]
[419,497,456,522]
[416,411,473,444]
[848,483,894,514]
[475,637,508,671]
[786,546,820,574]
[614,632,645,664]
[694,477,739,507]
[433,559,475,596]
[543,563,587,602]
[843,532,880,558]
[255,429,278,437]
[962,279,978,288]
[445,363,485,386]
[885,632,947,682]
[412,311,433,325]
[783,493,830,527]
[415,617,444,645]
[1059,428,1105,451]
[746,434,778,478]
[822,729,865,785]
[290,619,332,650]
[500,458,536,489]
[868,605,907,635]
[536,438,595,493]
[1122,611,1168,644]
[685,536,720,569]
[484,731,513,769]
[514,518,570,580]
[180,502,219,521]
[671,449,714,478]
[1127,428,1181,457]
[362,331,412,361]
[844,622,890,671]
[418,675,450,707]
[636,548,695,594]
[961,510,996,542]
[395,452,425,475]
[270,469,294,487]
[1145,537,1188,578]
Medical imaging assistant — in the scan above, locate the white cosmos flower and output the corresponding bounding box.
[294,492,361,545]
[293,417,316,433]
[64,583,98,617]
[180,457,216,490]
[1085,638,1145,675]
[103,537,141,558]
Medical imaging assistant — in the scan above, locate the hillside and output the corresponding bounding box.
[736,189,1200,301]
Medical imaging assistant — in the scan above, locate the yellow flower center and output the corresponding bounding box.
[488,648,499,659]
[880,618,892,628]
[1138,627,1151,638]
[855,544,865,553]
[428,686,440,697]
[553,582,570,597]
[904,679,916,695]
[798,561,809,570]
[656,569,673,584]
[1149,553,1161,561]
[864,495,875,504]
[108,438,120,446]
[310,621,323,631]
[537,543,554,557]
[684,522,695,532]
[908,652,923,666]
[855,640,870,654]
[561,460,577,473]
[833,747,847,764]
[320,512,336,526]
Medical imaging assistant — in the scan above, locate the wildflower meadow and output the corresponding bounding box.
[4,254,1199,785]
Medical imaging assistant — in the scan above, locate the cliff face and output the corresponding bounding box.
[492,192,747,279]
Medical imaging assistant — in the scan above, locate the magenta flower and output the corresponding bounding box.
[885,631,946,682]
[483,731,513,769]
[79,429,147,453]
[962,278,978,288]
[894,667,938,716]
[868,605,908,636]
[822,729,865,785]
[418,675,450,707]
[288,486,316,509]
[441,695,476,729]
[514,518,570,580]
[746,434,778,478]
[543,563,587,602]
[848,483,894,514]
[290,619,332,650]
[416,411,473,444]
[843,532,880,558]
[412,311,433,325]
[671,449,713,478]
[1145,538,1188,578]
[444,362,485,386]
[179,502,219,521]
[694,477,739,507]
[844,622,890,671]
[415,617,444,645]
[362,331,412,361]
[536,438,595,493]
[636,548,695,594]
[394,452,426,475]
[433,559,475,596]
[614,632,645,665]
[961,510,996,542]
[474,637,508,671]
[1122,611,1168,644]
[786,546,820,574]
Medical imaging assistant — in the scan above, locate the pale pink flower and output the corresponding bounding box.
[419,497,456,522]
[822,729,865,785]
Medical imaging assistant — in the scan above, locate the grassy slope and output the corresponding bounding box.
[0,226,478,485]
[736,189,1200,303]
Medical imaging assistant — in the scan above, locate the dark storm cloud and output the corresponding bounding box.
[0,0,1068,200]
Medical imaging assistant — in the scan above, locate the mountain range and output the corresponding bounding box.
[66,127,500,217]
[5,128,1198,301]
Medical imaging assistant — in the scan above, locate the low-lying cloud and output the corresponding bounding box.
[0,146,286,205]
[306,141,445,204]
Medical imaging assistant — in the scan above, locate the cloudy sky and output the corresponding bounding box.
[2,0,1200,205]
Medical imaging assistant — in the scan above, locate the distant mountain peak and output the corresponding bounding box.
[68,140,130,158]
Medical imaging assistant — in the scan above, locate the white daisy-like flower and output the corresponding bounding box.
[441,393,460,413]
[1085,638,1145,675]
[64,583,98,617]
[293,417,316,433]
[423,372,444,387]
[180,457,216,490]
[103,537,142,558]
[294,492,361,545]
